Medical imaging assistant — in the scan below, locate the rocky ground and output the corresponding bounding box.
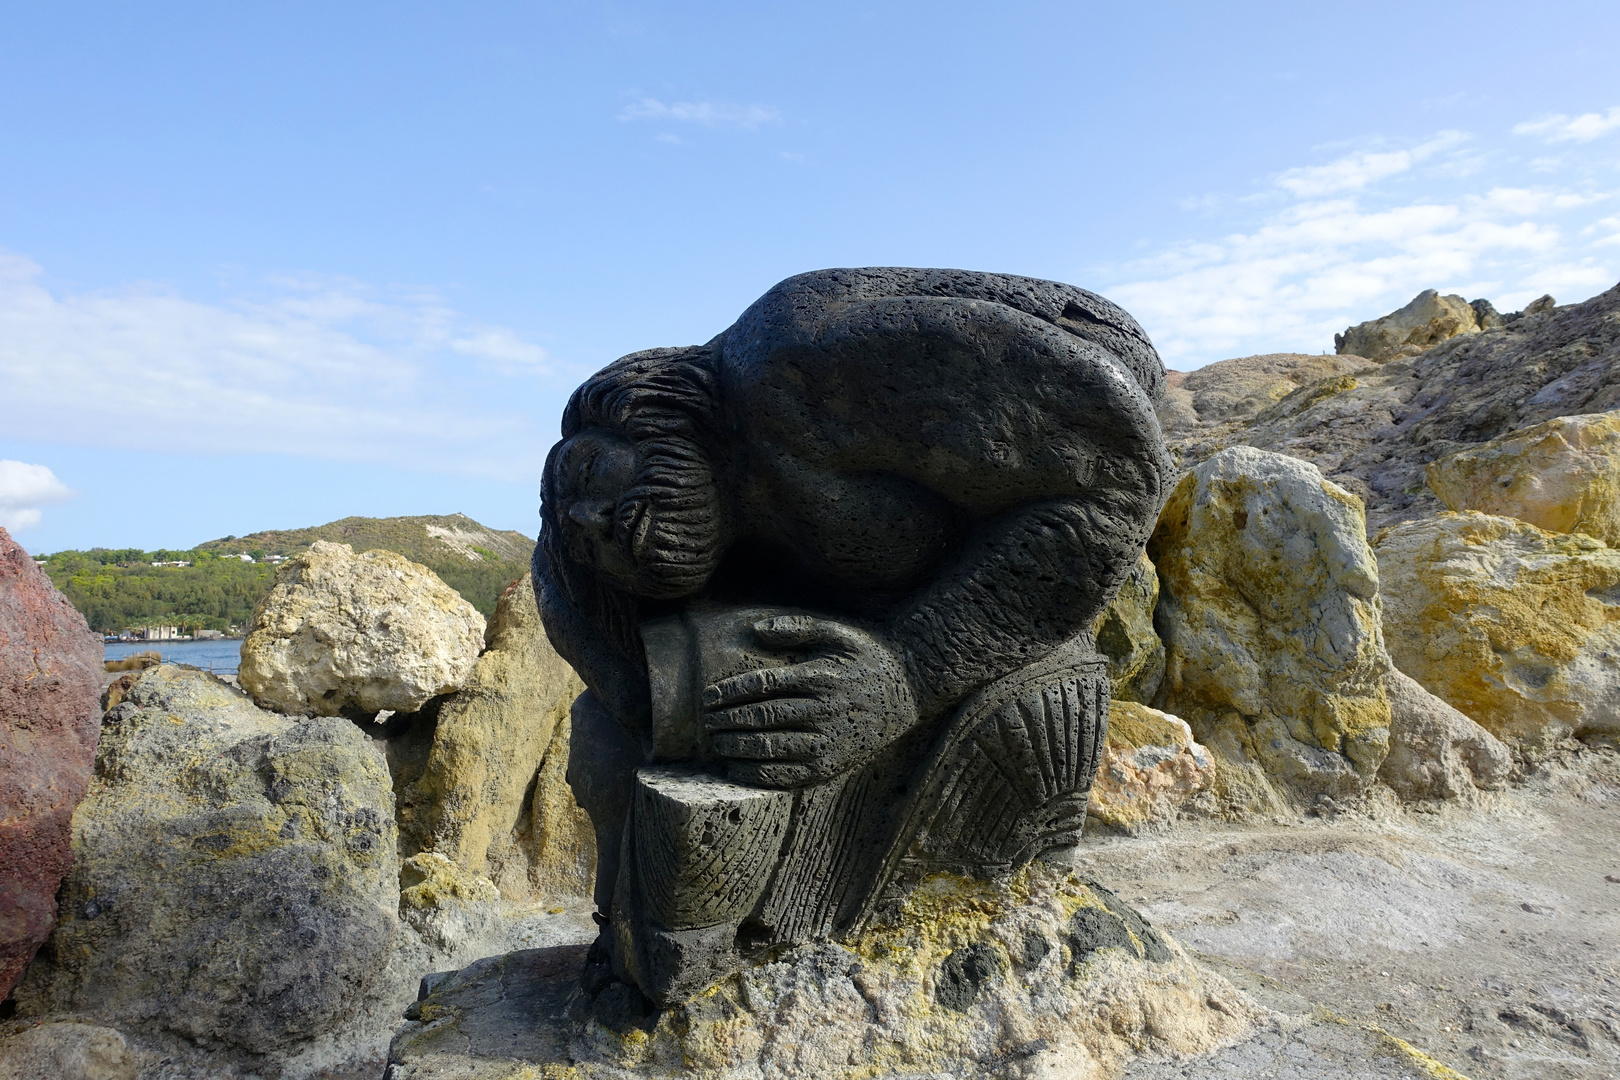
[1097,743,1620,1080]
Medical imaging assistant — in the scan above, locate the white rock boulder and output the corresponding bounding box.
[1378,668,1513,800]
[239,540,487,716]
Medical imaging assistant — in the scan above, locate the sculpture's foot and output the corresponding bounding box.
[572,924,658,1034]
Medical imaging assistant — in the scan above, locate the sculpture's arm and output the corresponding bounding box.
[532,540,651,730]
[888,490,1151,722]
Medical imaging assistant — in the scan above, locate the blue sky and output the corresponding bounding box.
[3,1,1618,553]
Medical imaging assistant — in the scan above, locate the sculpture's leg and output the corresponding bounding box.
[565,690,644,913]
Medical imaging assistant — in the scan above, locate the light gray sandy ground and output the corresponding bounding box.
[1102,743,1620,1080]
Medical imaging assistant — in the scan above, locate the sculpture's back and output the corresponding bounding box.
[535,267,1170,1009]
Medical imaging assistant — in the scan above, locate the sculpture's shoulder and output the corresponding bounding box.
[717,267,1166,408]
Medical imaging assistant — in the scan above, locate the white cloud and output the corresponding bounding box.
[1514,107,1620,144]
[1102,135,1617,367]
[619,97,780,131]
[1274,133,1464,197]
[0,460,74,531]
[0,255,560,479]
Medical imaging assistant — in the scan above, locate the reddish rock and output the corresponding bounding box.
[0,528,102,999]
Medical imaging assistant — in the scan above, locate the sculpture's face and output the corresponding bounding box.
[553,428,642,589]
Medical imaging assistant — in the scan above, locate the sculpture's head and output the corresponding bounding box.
[542,346,725,600]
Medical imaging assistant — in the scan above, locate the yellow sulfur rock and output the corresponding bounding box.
[1087,701,1213,832]
[396,574,595,902]
[1150,447,1391,805]
[1375,510,1620,742]
[1426,410,1620,547]
[1089,553,1165,703]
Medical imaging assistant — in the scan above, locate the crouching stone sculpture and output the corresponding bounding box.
[535,268,1171,1007]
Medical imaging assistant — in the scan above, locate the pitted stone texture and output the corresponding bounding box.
[0,527,103,999]
[1375,510,1620,743]
[1426,409,1620,546]
[1088,701,1214,833]
[1333,289,1492,362]
[1090,552,1165,703]
[1379,668,1513,801]
[396,574,592,901]
[239,540,486,716]
[12,665,399,1054]
[1149,447,1391,806]
[386,864,1265,1080]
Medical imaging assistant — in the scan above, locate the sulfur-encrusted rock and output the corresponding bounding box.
[0,528,103,999]
[1378,668,1513,801]
[12,665,400,1053]
[1163,282,1620,533]
[1149,447,1390,806]
[1158,353,1377,446]
[1087,701,1213,832]
[1426,410,1620,546]
[386,863,1264,1080]
[1334,289,1491,362]
[239,540,486,717]
[1090,553,1165,703]
[399,852,505,955]
[1374,511,1620,743]
[396,574,593,901]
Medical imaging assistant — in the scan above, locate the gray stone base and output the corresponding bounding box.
[385,867,1270,1080]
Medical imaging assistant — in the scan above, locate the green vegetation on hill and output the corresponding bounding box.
[42,513,535,634]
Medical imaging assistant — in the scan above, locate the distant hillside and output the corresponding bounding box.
[43,513,535,634]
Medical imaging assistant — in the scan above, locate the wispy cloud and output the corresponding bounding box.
[0,255,561,479]
[618,97,780,131]
[1514,106,1620,144]
[1274,134,1464,197]
[0,460,74,531]
[1102,132,1618,368]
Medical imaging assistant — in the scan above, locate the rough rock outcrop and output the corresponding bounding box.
[1426,410,1620,546]
[1087,701,1213,832]
[1333,289,1496,362]
[0,528,103,999]
[1149,447,1390,805]
[1090,553,1165,703]
[1378,668,1513,801]
[239,540,486,717]
[13,665,400,1053]
[1167,282,1620,532]
[395,573,593,901]
[387,865,1264,1080]
[1159,353,1376,440]
[1375,511,1620,744]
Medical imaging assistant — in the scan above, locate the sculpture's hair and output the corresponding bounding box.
[540,346,726,677]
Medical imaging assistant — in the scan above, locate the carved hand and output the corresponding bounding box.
[701,615,920,789]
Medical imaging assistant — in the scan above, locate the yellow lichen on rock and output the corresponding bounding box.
[1374,510,1620,742]
[1426,410,1620,546]
[1150,447,1391,804]
[397,574,594,902]
[1088,701,1213,832]
[1089,553,1165,703]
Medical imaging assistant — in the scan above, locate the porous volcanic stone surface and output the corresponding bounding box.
[0,527,102,999]
[386,864,1266,1079]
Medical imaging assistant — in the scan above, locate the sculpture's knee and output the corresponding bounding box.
[566,690,643,912]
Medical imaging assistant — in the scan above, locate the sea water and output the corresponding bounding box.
[105,639,243,675]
